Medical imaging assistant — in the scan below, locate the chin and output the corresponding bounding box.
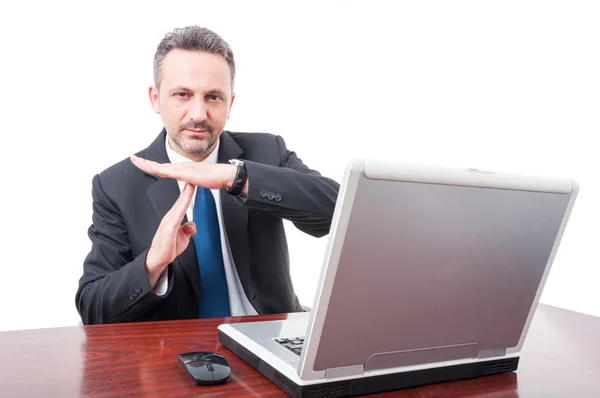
[170,131,217,155]
[180,139,214,155]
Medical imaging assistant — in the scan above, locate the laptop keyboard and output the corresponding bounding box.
[274,337,305,356]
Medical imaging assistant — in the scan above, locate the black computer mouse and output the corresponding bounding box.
[177,351,232,386]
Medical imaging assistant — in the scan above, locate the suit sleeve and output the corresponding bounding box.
[237,135,340,237]
[75,174,172,325]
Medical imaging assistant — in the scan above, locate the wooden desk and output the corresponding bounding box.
[0,303,598,397]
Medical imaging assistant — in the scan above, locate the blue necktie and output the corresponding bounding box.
[192,187,231,318]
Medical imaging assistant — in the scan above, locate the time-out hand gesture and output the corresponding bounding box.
[145,182,197,287]
[131,154,238,191]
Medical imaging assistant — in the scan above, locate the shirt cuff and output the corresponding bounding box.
[154,269,169,296]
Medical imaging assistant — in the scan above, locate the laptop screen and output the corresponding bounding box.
[312,173,572,372]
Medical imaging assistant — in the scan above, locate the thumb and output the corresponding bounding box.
[181,221,196,237]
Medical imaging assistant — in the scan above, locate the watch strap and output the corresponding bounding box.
[227,159,247,195]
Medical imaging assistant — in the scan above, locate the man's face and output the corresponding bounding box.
[149,49,235,160]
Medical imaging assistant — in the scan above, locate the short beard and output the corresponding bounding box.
[171,134,216,155]
[172,119,217,156]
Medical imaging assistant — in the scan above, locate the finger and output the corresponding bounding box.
[130,154,157,173]
[156,162,208,185]
[132,154,202,181]
[131,155,179,179]
[181,221,197,237]
[167,183,196,223]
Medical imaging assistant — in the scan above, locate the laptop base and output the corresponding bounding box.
[218,329,519,398]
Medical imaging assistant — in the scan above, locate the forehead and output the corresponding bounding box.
[159,49,232,93]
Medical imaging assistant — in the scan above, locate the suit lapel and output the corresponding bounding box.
[144,129,200,302]
[217,132,251,291]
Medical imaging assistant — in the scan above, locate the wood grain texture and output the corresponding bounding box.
[0,304,598,397]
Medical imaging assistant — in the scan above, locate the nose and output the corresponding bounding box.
[187,96,208,121]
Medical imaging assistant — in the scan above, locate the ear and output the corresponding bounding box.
[227,92,236,120]
[149,85,160,114]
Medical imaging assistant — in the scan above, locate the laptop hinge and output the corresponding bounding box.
[324,364,364,379]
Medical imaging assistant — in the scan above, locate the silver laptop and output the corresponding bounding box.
[218,158,578,397]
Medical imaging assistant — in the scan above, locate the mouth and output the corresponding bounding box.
[185,128,209,135]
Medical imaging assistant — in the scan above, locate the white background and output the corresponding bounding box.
[0,0,598,331]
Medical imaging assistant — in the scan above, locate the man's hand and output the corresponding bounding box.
[130,154,247,195]
[145,182,197,287]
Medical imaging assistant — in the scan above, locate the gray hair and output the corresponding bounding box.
[153,26,236,90]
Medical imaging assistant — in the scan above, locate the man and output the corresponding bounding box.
[75,26,340,325]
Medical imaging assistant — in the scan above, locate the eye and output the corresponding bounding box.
[207,94,222,101]
[175,92,191,98]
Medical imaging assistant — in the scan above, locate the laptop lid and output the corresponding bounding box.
[297,158,578,380]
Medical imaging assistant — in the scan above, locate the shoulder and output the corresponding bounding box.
[225,130,290,157]
[227,131,282,147]
[225,131,290,166]
[94,129,167,185]
[92,146,154,200]
[99,147,149,180]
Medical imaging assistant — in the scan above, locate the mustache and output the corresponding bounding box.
[179,120,214,133]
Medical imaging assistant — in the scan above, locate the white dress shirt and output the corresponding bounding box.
[153,136,258,317]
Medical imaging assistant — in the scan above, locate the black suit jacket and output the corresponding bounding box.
[75,130,340,325]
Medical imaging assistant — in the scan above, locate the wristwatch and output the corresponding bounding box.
[227,159,248,195]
